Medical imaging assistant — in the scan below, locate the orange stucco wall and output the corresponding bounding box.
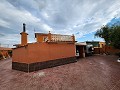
[12,42,75,64]
[36,34,48,42]
[12,46,28,63]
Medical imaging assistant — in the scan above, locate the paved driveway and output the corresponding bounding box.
[0,55,120,90]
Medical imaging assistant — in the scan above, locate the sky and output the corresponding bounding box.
[0,0,120,47]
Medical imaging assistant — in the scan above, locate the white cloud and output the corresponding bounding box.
[0,0,120,47]
[0,19,10,28]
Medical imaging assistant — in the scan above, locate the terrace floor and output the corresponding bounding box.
[0,55,120,90]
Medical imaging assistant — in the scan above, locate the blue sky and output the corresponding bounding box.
[76,32,104,42]
[77,17,120,42]
[0,0,120,47]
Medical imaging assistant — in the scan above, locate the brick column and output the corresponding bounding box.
[72,34,75,42]
[48,31,51,42]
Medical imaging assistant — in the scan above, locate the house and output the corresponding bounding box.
[86,41,100,47]
[12,23,77,72]
[99,42,106,48]
[0,47,12,60]
[85,41,106,54]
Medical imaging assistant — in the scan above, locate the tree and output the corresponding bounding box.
[95,23,120,49]
[111,25,120,49]
[95,25,112,45]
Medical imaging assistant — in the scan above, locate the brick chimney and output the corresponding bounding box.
[20,23,28,46]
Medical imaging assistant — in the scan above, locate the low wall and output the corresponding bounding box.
[94,46,120,54]
[94,48,102,54]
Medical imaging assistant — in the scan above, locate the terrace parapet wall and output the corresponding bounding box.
[35,32,76,43]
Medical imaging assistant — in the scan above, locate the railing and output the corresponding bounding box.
[51,34,73,42]
[35,31,75,43]
[0,44,14,48]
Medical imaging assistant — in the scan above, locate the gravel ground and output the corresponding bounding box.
[0,55,120,90]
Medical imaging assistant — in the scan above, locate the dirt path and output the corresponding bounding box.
[0,55,120,90]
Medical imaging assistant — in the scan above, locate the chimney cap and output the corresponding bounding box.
[23,23,26,32]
